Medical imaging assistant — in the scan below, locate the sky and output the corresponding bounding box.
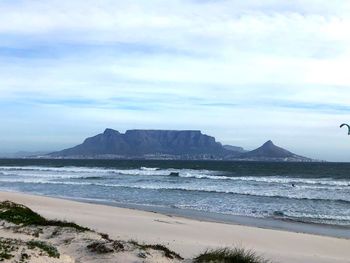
[0,0,350,161]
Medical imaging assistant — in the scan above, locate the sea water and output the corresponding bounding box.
[0,159,349,227]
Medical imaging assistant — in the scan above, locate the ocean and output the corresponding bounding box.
[0,159,349,228]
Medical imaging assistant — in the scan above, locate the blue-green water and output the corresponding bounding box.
[0,159,349,226]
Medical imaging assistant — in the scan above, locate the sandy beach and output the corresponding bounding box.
[0,191,349,263]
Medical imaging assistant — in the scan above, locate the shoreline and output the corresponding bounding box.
[1,190,350,263]
[65,195,350,239]
[2,189,350,239]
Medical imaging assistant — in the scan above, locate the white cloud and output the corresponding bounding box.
[0,0,350,160]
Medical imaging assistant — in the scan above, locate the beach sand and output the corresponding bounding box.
[0,191,349,263]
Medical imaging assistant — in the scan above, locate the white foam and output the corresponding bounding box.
[140,167,159,171]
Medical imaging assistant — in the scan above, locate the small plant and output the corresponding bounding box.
[0,251,13,261]
[130,241,183,260]
[27,240,60,258]
[99,233,112,241]
[143,244,183,260]
[20,252,30,262]
[47,219,90,232]
[87,239,125,254]
[87,241,114,254]
[0,238,22,261]
[112,241,124,252]
[50,228,60,238]
[194,247,270,263]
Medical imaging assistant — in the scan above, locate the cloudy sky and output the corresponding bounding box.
[1,0,350,161]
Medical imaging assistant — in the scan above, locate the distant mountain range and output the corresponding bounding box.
[49,128,313,162]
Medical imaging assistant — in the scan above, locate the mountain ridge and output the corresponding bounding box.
[50,129,228,158]
[49,128,313,162]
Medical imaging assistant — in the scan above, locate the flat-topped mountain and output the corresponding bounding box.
[49,129,313,161]
[50,129,228,158]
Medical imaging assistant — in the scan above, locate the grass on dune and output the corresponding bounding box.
[0,238,19,261]
[0,201,184,260]
[27,240,60,258]
[129,240,183,260]
[194,247,270,263]
[0,238,60,260]
[0,200,89,232]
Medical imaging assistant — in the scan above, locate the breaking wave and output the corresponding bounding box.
[1,178,349,204]
[1,165,349,188]
[1,163,349,227]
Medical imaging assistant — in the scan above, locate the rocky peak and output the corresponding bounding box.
[242,140,295,158]
[103,128,120,135]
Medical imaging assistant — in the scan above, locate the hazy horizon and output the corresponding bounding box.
[1,1,350,161]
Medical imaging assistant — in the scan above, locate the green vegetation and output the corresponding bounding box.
[0,238,60,262]
[143,244,183,260]
[87,240,125,254]
[0,201,45,226]
[87,241,114,254]
[27,240,60,258]
[20,252,30,262]
[194,248,270,263]
[0,238,19,261]
[99,233,112,241]
[0,201,89,232]
[0,250,13,261]
[129,240,183,260]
